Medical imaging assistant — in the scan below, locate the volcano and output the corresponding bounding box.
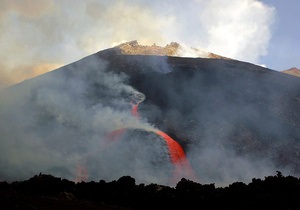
[0,41,300,186]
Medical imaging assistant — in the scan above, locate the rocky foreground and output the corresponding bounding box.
[1,172,300,210]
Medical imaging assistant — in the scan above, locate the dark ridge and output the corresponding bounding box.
[1,172,300,210]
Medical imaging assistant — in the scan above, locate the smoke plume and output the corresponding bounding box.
[0,0,275,88]
[0,56,170,185]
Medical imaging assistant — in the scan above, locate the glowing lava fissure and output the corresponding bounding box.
[131,103,140,119]
[75,94,197,184]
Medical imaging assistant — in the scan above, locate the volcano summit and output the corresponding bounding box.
[0,41,300,186]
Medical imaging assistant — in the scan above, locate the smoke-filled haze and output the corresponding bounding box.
[1,0,299,187]
[1,39,299,187]
[0,55,171,185]
[0,0,280,89]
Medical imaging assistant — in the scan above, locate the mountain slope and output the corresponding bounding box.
[1,42,300,186]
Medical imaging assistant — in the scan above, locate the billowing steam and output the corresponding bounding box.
[0,0,275,88]
[0,56,160,184]
[0,53,203,186]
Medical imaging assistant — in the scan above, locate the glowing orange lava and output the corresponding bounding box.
[131,102,140,120]
[155,130,197,183]
[75,98,198,183]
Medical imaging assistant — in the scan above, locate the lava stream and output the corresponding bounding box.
[131,102,140,120]
[75,96,198,183]
[130,99,197,183]
[103,127,197,184]
[155,130,197,183]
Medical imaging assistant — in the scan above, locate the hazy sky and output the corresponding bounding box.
[0,0,299,89]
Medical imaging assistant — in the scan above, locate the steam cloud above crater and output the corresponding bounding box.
[0,0,275,89]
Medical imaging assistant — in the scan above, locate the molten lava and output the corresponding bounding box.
[130,101,197,182]
[155,130,197,183]
[131,102,140,120]
[75,97,198,184]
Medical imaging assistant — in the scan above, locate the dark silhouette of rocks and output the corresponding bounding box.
[1,172,300,209]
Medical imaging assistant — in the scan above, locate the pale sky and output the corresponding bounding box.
[0,0,299,89]
[260,0,300,70]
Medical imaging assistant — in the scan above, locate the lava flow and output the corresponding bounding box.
[75,94,198,184]
[136,103,197,183]
[155,130,197,183]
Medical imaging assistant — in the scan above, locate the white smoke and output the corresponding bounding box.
[0,56,166,184]
[198,0,275,63]
[0,0,275,88]
[176,43,211,58]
